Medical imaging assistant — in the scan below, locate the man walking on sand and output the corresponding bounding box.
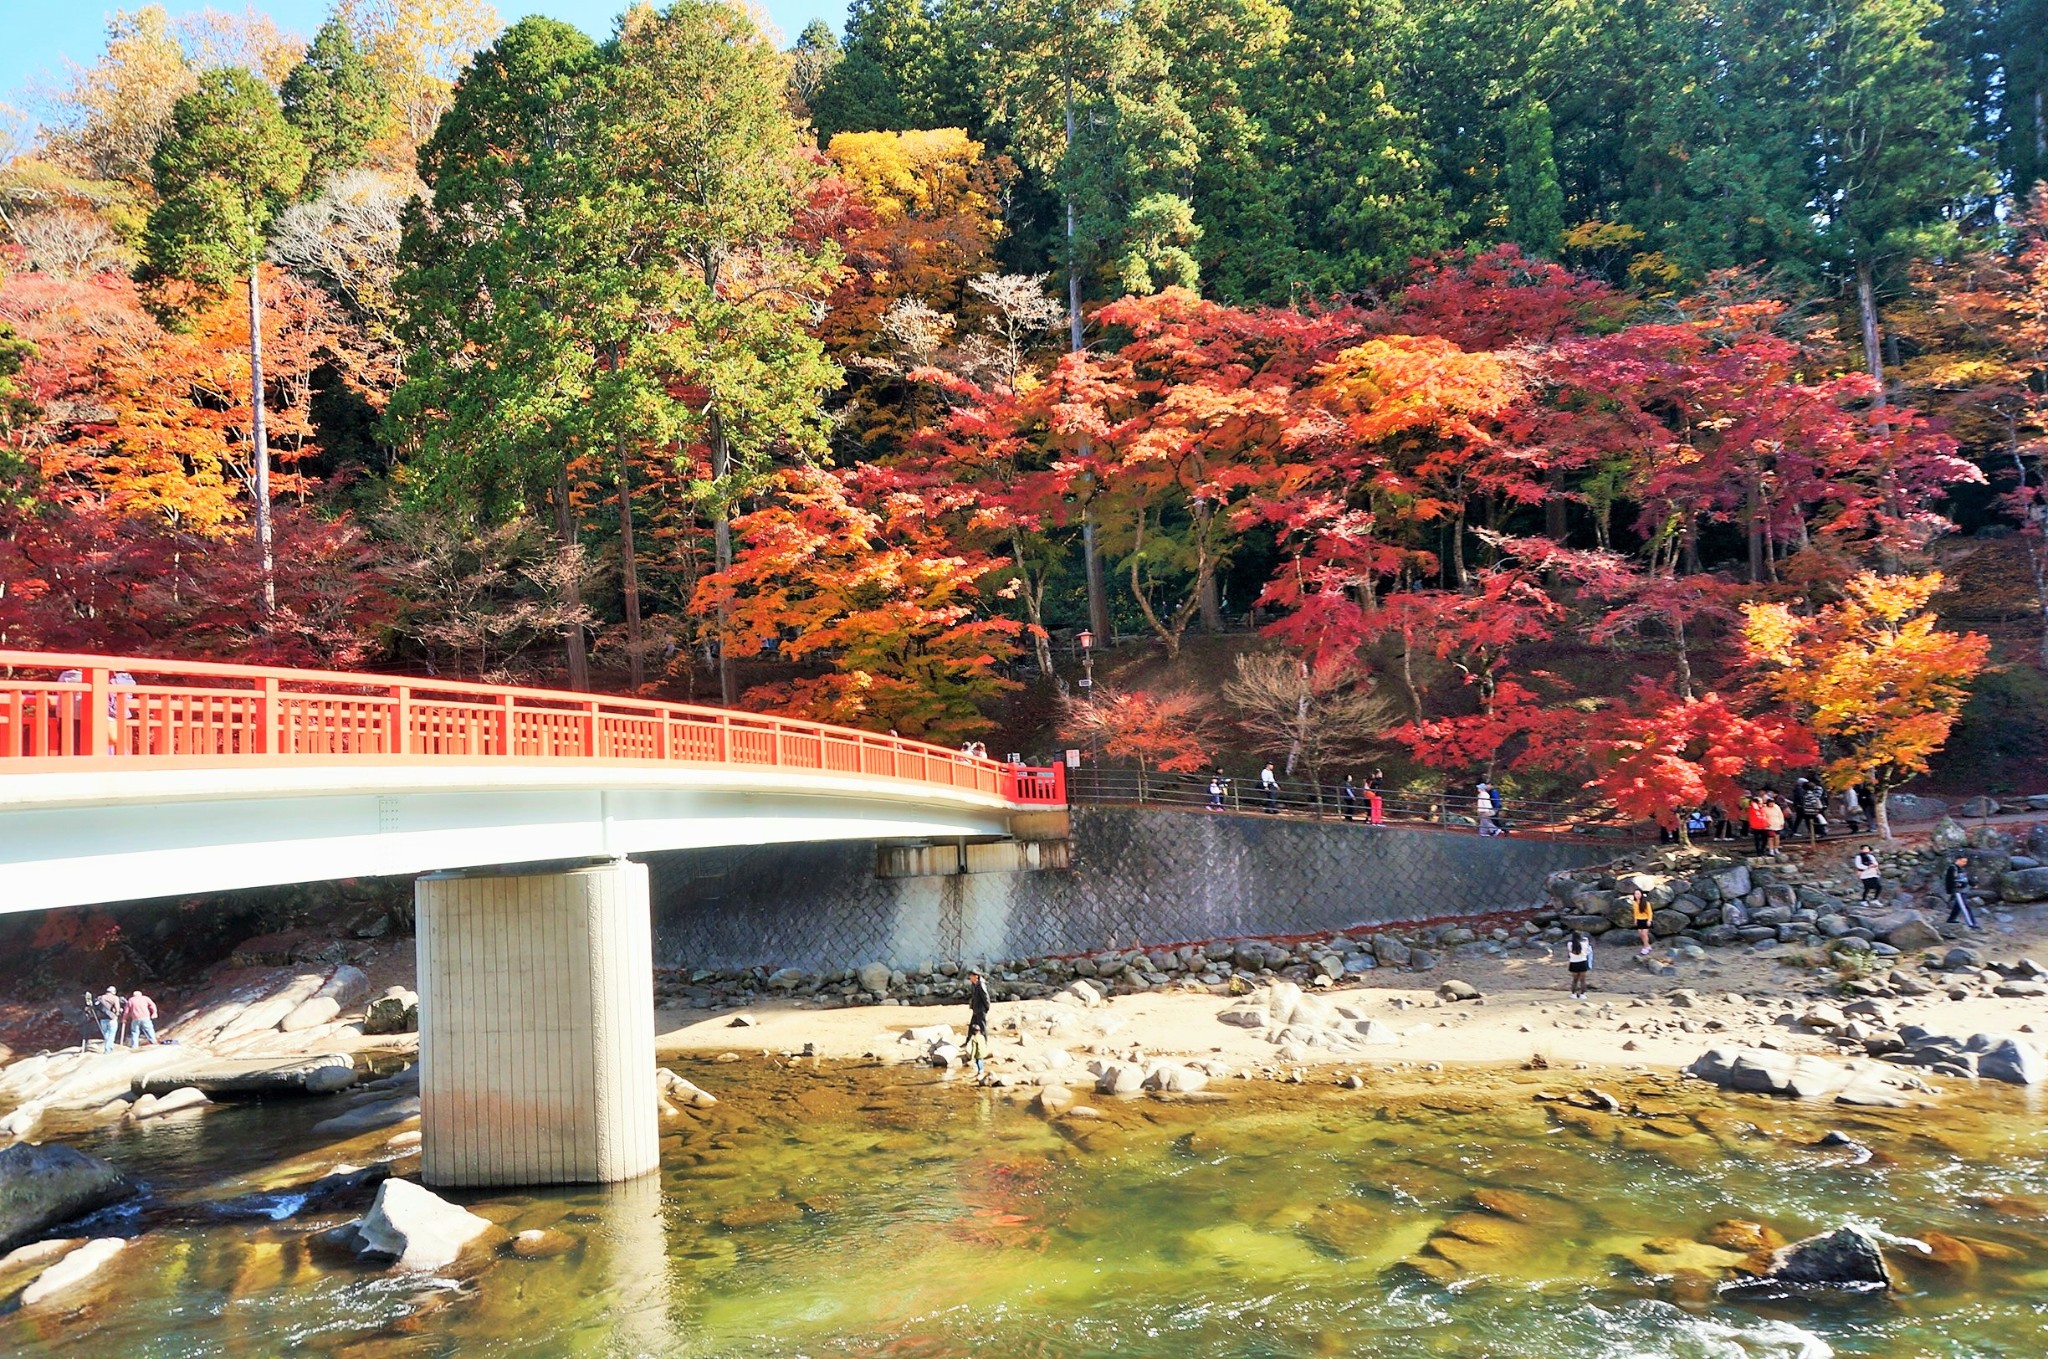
[965,970,992,1040]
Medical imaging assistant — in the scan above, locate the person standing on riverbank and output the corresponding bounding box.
[1565,930,1593,996]
[123,989,158,1047]
[1853,846,1883,900]
[1629,891,1655,955]
[966,970,991,1040]
[1945,856,1980,929]
[92,986,121,1052]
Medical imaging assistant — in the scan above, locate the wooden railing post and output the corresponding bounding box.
[498,693,516,756]
[84,667,107,758]
[585,700,600,758]
[258,677,279,754]
[394,685,412,755]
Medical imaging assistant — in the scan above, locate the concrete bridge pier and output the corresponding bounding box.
[415,859,659,1187]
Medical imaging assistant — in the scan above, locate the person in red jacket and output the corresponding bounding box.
[122,989,158,1047]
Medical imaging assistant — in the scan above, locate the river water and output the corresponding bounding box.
[7,1061,2046,1357]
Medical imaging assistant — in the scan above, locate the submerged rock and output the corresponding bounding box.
[0,1142,135,1253]
[18,1236,126,1309]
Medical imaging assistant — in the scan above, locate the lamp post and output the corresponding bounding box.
[1077,629,1094,700]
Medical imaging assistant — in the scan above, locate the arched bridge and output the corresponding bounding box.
[1,651,1066,1188]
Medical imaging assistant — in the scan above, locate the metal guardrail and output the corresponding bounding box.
[1063,767,1631,837]
[0,650,1067,809]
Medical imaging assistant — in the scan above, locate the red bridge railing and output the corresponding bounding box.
[0,651,1067,809]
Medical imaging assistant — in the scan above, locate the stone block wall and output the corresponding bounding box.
[648,807,1615,973]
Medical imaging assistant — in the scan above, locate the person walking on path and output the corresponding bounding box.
[1853,845,1884,901]
[1261,763,1280,814]
[1797,779,1828,842]
[122,989,158,1047]
[1340,775,1360,821]
[1838,784,1864,836]
[1476,780,1500,836]
[1944,856,1980,929]
[965,970,992,1040]
[1207,771,1228,811]
[1745,792,1770,856]
[1763,793,1786,857]
[1629,890,1655,956]
[1366,769,1385,825]
[1565,930,1593,997]
[1788,778,1812,840]
[92,986,121,1053]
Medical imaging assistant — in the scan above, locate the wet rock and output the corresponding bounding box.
[1703,1220,1784,1252]
[507,1228,575,1260]
[135,1053,358,1099]
[363,987,420,1036]
[311,1095,420,1137]
[1092,1062,1144,1096]
[1745,1225,1892,1291]
[655,1070,717,1110]
[0,1142,135,1253]
[18,1236,126,1309]
[1033,1085,1074,1116]
[127,1086,209,1121]
[347,1179,493,1272]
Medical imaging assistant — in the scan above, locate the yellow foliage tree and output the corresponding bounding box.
[1743,572,1990,838]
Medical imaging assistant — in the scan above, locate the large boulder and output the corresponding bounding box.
[282,965,373,1033]
[347,1179,493,1271]
[856,962,891,996]
[1999,867,2048,903]
[1971,1035,2045,1086]
[1750,1226,1892,1291]
[0,1142,135,1253]
[1881,793,1945,824]
[133,1053,357,1099]
[1930,817,1969,851]
[1881,917,1944,951]
[362,987,419,1036]
[1958,796,2001,818]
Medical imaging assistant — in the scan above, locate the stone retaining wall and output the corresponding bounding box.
[648,807,1616,973]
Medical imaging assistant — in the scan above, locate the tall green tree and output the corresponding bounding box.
[142,67,310,614]
[390,16,603,686]
[598,1,839,700]
[1805,0,1989,394]
[1501,95,1566,254]
[1226,0,1447,300]
[808,0,979,140]
[281,17,392,173]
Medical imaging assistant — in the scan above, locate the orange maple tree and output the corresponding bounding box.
[1743,571,1990,837]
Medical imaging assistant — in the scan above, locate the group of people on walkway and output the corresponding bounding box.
[80,985,158,1053]
[1663,778,1871,855]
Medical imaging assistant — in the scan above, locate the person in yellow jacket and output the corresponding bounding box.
[1629,890,1655,956]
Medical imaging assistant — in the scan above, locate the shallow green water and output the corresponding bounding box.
[7,1062,2047,1358]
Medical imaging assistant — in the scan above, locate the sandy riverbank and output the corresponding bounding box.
[655,914,2048,1080]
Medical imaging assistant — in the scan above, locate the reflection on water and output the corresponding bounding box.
[6,1062,2046,1358]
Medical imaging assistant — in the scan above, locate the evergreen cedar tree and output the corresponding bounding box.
[2,0,2042,831]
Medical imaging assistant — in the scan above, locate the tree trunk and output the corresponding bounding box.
[1874,792,1893,842]
[1082,505,1110,642]
[708,409,736,706]
[618,448,644,692]
[552,461,590,692]
[1855,260,1885,404]
[247,263,275,617]
[1746,471,1765,585]
[1011,532,1056,679]
[1194,498,1223,632]
[1673,614,1693,701]
[1399,626,1422,720]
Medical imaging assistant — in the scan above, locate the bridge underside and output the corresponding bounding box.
[0,762,1018,914]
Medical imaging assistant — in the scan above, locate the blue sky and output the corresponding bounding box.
[2,2,841,125]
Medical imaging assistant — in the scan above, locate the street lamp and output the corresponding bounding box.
[1077,629,1094,699]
